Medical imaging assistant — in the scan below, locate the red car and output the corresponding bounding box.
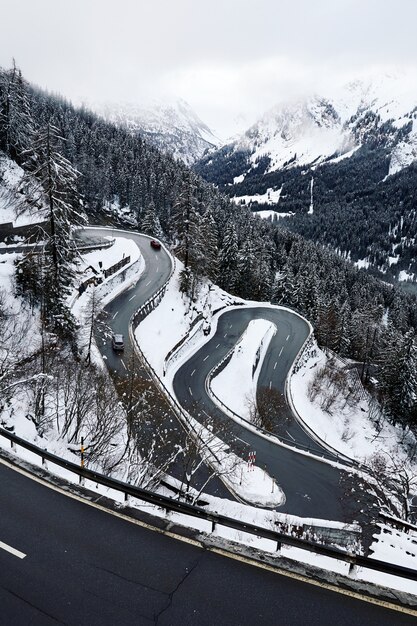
[150,240,161,250]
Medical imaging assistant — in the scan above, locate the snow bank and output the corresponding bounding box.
[290,344,417,475]
[71,235,143,316]
[135,261,240,377]
[179,413,285,508]
[369,524,417,571]
[211,319,276,421]
[253,210,294,220]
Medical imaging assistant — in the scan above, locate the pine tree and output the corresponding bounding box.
[382,331,417,427]
[172,172,205,299]
[0,62,34,162]
[282,266,300,309]
[140,200,163,238]
[199,208,219,282]
[23,123,86,336]
[235,237,257,299]
[172,171,202,272]
[218,221,239,292]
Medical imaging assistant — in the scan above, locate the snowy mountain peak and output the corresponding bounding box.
[235,94,346,172]
[197,72,417,181]
[88,98,220,165]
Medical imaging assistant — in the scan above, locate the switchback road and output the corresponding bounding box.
[87,228,364,522]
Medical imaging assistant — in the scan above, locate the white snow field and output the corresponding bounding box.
[211,319,276,421]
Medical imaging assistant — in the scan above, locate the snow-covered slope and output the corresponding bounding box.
[0,153,46,228]
[197,72,417,184]
[237,95,350,172]
[91,99,220,166]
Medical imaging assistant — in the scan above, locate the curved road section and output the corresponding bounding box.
[84,227,172,377]
[85,228,358,522]
[173,307,353,521]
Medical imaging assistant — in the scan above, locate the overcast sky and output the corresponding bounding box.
[1,0,416,138]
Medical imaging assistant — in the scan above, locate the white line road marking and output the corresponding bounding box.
[286,334,290,341]
[112,311,119,319]
[145,280,151,286]
[129,294,137,301]
[0,540,26,559]
[279,346,284,357]
[269,381,272,389]
[121,359,127,371]
[156,266,159,272]
[273,362,277,370]
[189,387,193,397]
[215,343,220,349]
[191,369,196,376]
[234,435,249,446]
[203,355,209,362]
[224,333,227,338]
[202,410,211,418]
[286,431,295,442]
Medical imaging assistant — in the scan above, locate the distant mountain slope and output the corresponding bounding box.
[91,99,220,165]
[195,73,417,280]
[196,74,417,187]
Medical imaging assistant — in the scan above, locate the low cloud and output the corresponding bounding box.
[1,0,417,138]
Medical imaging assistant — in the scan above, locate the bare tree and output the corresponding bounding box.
[364,448,417,522]
[246,386,288,434]
[83,371,125,470]
[0,290,49,426]
[82,285,108,366]
[308,362,362,414]
[177,408,245,504]
[115,354,183,487]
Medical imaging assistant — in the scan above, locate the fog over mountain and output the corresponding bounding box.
[195,71,417,280]
[87,98,220,165]
[198,71,417,180]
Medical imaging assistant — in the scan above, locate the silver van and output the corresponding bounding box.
[112,333,124,351]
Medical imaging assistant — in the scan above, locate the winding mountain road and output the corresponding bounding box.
[1,227,364,520]
[173,308,355,521]
[83,228,362,522]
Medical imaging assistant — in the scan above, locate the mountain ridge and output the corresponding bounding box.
[197,73,417,187]
[194,73,417,281]
[87,98,220,166]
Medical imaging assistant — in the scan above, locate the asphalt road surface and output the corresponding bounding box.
[4,229,368,519]
[86,227,172,379]
[0,462,414,626]
[85,228,364,522]
[173,307,360,521]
